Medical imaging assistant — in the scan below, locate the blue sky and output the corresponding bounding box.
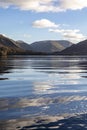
[0,0,87,44]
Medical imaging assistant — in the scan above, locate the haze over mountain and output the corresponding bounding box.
[31,40,73,53]
[60,40,87,55]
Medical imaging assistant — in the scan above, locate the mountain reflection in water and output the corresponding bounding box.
[0,55,87,129]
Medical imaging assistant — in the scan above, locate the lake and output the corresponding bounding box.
[0,55,87,129]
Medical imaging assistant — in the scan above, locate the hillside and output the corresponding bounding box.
[0,34,18,48]
[60,40,87,55]
[30,40,73,53]
[16,40,32,51]
[0,34,74,56]
[0,34,33,56]
[0,35,48,56]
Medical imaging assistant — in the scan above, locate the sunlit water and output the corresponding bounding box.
[0,55,87,120]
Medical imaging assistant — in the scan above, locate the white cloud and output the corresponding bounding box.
[32,19,59,28]
[49,28,86,43]
[59,0,87,10]
[0,0,57,12]
[0,0,87,12]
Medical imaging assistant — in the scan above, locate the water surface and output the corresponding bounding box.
[0,55,87,129]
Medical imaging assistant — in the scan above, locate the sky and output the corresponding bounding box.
[0,0,87,44]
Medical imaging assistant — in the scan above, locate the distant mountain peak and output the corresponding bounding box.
[60,39,87,55]
[31,40,73,53]
[16,40,26,43]
[16,40,32,51]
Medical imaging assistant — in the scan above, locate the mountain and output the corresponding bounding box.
[30,40,73,53]
[59,39,87,55]
[16,40,32,51]
[0,34,18,48]
[0,34,48,56]
[0,34,33,56]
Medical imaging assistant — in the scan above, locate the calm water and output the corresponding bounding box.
[0,55,87,120]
